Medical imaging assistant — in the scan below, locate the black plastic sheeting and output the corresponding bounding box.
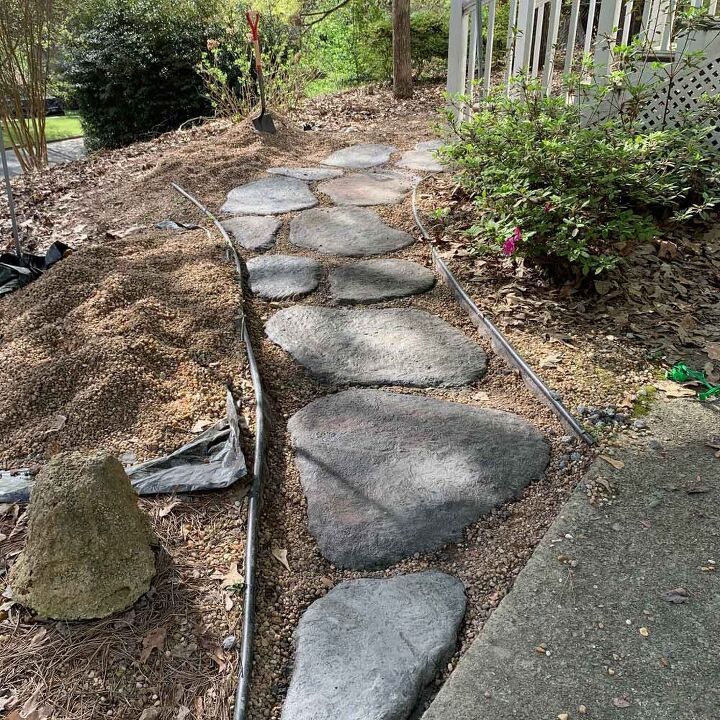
[0,241,71,297]
[127,389,247,494]
[0,390,248,503]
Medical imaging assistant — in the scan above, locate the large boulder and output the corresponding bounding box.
[10,451,156,620]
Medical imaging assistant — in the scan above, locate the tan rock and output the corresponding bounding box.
[11,451,156,620]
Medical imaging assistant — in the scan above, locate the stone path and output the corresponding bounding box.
[289,389,549,568]
[222,143,549,720]
[281,572,466,720]
[290,207,413,256]
[329,258,436,303]
[265,307,487,387]
[246,255,321,299]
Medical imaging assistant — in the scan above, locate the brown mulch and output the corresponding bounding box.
[415,173,720,421]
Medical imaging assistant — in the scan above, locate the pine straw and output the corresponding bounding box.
[1,494,249,720]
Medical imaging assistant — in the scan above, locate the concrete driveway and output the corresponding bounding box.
[3,137,86,177]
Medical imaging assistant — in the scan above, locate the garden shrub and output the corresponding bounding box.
[199,3,305,117]
[64,0,221,149]
[441,76,720,278]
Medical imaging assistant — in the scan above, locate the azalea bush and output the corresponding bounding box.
[441,76,720,278]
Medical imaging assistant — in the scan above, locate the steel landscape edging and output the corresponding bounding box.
[171,183,267,720]
[411,179,594,446]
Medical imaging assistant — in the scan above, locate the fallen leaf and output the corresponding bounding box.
[600,455,625,470]
[140,626,167,662]
[224,593,234,611]
[0,694,17,712]
[662,587,689,603]
[613,694,632,708]
[14,686,51,720]
[42,414,66,435]
[654,380,696,398]
[706,342,720,361]
[221,562,244,588]
[195,696,204,718]
[158,500,181,518]
[533,644,546,654]
[659,656,670,668]
[29,627,48,646]
[639,626,649,637]
[539,353,562,369]
[139,710,162,720]
[175,707,192,720]
[190,419,213,434]
[271,546,291,571]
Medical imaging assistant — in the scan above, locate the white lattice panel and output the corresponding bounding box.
[638,54,720,149]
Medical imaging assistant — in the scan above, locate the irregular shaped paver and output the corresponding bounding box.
[246,255,321,299]
[288,389,549,568]
[221,216,280,251]
[221,176,317,215]
[281,571,466,720]
[397,149,444,173]
[265,306,487,387]
[267,166,344,181]
[417,139,444,151]
[318,171,414,206]
[322,143,397,169]
[290,207,413,257]
[329,259,435,303]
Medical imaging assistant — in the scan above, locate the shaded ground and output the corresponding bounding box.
[422,397,720,720]
[415,173,720,433]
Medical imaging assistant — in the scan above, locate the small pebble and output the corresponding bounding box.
[223,635,237,651]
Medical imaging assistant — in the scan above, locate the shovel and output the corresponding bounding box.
[246,11,276,135]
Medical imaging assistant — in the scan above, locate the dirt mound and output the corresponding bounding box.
[0,227,248,467]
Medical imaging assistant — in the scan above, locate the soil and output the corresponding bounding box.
[0,80,705,720]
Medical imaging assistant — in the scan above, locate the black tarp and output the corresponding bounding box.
[0,241,71,297]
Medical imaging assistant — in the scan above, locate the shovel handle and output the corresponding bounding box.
[246,11,262,71]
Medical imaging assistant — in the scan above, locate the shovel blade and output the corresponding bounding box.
[252,112,276,134]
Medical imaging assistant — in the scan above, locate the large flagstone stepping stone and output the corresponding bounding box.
[329,259,435,304]
[288,389,549,569]
[322,143,397,169]
[267,166,343,181]
[396,140,444,172]
[281,571,466,720]
[290,207,414,257]
[246,255,322,299]
[221,176,317,215]
[265,307,487,387]
[221,216,280,251]
[318,171,414,206]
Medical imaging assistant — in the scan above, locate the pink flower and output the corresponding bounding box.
[502,227,522,256]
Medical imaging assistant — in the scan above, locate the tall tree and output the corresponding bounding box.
[392,0,412,98]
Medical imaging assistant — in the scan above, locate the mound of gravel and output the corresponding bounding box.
[0,230,246,467]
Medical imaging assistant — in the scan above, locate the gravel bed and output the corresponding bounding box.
[238,167,593,719]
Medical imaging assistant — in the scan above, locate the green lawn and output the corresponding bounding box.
[2,113,83,147]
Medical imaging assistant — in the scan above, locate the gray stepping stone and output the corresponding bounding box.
[265,306,487,387]
[322,143,397,169]
[396,148,444,173]
[417,139,444,151]
[318,171,414,206]
[329,259,435,304]
[221,176,317,215]
[281,571,466,720]
[290,207,414,257]
[267,166,343,181]
[221,216,280,251]
[246,255,321,299]
[288,389,549,568]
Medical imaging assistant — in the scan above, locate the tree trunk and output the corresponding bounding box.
[392,0,412,99]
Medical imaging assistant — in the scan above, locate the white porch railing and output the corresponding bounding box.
[447,0,720,112]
